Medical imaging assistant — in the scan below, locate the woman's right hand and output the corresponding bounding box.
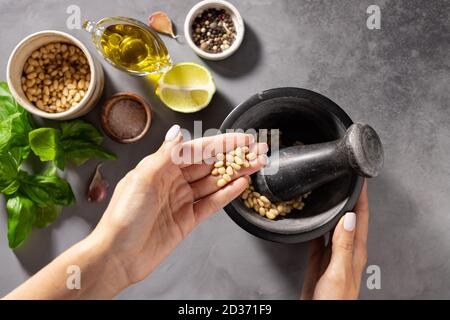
[301,181,369,300]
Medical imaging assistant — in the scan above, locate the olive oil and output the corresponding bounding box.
[84,17,172,75]
[100,24,171,73]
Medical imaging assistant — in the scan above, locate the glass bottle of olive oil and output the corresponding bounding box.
[84,17,172,75]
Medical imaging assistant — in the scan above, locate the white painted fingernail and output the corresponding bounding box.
[260,142,269,153]
[259,154,269,166]
[165,124,180,141]
[343,212,356,231]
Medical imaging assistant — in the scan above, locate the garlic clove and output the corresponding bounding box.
[148,11,178,38]
[87,163,109,203]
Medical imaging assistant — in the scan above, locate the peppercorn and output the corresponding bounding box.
[192,8,236,54]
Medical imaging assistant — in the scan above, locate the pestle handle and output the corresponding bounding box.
[253,123,384,202]
[344,123,384,178]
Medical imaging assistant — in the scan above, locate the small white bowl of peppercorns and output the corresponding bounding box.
[184,0,245,61]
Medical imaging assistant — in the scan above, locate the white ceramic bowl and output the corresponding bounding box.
[184,0,245,61]
[7,30,104,120]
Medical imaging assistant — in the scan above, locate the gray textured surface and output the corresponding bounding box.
[0,0,449,299]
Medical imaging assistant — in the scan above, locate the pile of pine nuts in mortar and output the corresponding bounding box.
[21,42,91,113]
[211,146,256,187]
[241,182,311,220]
[211,130,311,220]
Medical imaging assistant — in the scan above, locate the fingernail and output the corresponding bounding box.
[248,134,255,144]
[165,124,180,141]
[260,142,269,154]
[343,212,356,231]
[259,154,268,166]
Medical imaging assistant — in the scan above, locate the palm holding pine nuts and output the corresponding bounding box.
[21,42,90,113]
[212,146,255,187]
[91,131,267,284]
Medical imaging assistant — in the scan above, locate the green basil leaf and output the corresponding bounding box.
[0,81,11,97]
[62,140,117,167]
[0,82,22,119]
[60,120,103,145]
[41,163,57,176]
[20,172,75,207]
[0,113,32,154]
[6,194,36,249]
[9,146,31,164]
[0,82,33,151]
[34,204,62,228]
[28,166,64,228]
[0,152,20,195]
[30,121,115,168]
[29,127,65,169]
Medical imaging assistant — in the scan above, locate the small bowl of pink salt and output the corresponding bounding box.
[101,92,151,143]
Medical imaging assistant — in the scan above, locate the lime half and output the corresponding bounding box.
[156,62,216,113]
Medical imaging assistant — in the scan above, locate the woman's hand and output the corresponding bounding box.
[4,126,267,300]
[93,125,268,288]
[300,181,369,300]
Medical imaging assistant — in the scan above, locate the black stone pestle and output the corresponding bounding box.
[253,123,384,202]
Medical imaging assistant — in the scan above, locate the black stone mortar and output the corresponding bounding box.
[220,87,364,243]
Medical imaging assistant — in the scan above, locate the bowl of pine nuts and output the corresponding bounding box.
[7,30,104,120]
[220,87,364,243]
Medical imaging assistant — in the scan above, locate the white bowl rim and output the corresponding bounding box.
[6,30,97,120]
[184,0,245,61]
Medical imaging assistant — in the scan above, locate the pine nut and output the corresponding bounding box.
[26,79,35,87]
[25,65,34,74]
[26,72,37,79]
[234,156,244,165]
[246,152,257,161]
[77,79,85,90]
[217,179,227,187]
[231,163,241,170]
[266,209,277,220]
[36,100,44,109]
